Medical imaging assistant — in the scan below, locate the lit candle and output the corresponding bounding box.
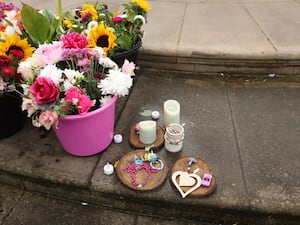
[139,120,157,144]
[164,100,180,127]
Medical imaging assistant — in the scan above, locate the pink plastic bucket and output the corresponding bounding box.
[53,96,118,156]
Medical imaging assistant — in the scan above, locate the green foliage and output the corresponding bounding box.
[21,4,51,45]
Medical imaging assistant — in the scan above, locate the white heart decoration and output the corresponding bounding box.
[178,171,196,187]
[172,171,202,198]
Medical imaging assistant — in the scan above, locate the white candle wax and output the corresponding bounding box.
[164,100,180,127]
[139,120,157,144]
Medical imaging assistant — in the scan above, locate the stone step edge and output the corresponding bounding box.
[138,53,300,77]
[1,170,299,225]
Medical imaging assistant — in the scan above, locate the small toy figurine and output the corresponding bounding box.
[187,157,197,166]
[202,173,212,187]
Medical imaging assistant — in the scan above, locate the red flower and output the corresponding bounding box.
[30,77,60,105]
[9,49,24,59]
[0,56,12,66]
[1,67,16,76]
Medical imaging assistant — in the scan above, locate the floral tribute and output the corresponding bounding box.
[0,0,34,94]
[19,32,135,130]
[62,0,151,56]
[20,0,151,57]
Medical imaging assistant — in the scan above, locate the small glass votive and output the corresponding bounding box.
[164,123,184,152]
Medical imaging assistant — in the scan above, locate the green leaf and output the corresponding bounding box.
[117,35,133,50]
[21,4,51,44]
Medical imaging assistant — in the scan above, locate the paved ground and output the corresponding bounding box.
[1,71,300,225]
[1,0,300,224]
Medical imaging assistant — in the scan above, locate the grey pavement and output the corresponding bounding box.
[1,0,300,224]
[1,72,300,225]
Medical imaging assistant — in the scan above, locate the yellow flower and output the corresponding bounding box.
[131,0,151,12]
[88,23,117,53]
[0,34,34,60]
[81,4,98,21]
[63,19,73,29]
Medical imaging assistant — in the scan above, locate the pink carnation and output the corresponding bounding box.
[65,87,93,113]
[61,33,89,49]
[112,16,123,23]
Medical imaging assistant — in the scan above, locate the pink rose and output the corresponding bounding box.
[39,110,59,130]
[30,77,60,105]
[61,32,89,49]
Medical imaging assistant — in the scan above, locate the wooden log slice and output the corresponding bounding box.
[116,150,168,191]
[129,124,164,151]
[171,156,217,198]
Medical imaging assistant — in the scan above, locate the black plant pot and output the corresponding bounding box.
[0,91,25,139]
[110,40,142,68]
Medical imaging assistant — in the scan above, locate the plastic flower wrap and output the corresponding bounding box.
[19,32,135,130]
[0,0,34,94]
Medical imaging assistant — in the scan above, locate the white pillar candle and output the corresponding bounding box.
[164,100,180,127]
[139,120,157,144]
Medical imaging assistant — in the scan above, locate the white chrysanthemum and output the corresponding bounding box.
[98,70,133,97]
[18,56,43,81]
[39,64,63,84]
[100,95,112,106]
[99,56,118,69]
[64,69,84,83]
[63,80,73,91]
[63,69,83,91]
[134,15,146,25]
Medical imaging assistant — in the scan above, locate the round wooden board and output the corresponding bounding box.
[129,124,164,151]
[116,150,168,191]
[171,156,217,198]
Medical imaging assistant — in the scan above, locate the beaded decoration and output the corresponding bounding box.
[125,162,159,187]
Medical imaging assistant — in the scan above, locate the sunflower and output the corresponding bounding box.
[80,4,98,21]
[131,0,151,12]
[0,34,34,60]
[88,23,117,54]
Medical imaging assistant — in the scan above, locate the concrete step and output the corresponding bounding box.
[1,71,299,225]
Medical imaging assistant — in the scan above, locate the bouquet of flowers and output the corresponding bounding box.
[0,0,34,95]
[19,32,135,130]
[21,0,151,57]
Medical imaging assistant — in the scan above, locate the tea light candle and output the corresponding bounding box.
[151,111,160,120]
[139,120,157,144]
[164,100,180,127]
[103,162,114,175]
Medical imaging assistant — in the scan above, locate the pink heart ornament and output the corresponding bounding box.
[172,171,202,198]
